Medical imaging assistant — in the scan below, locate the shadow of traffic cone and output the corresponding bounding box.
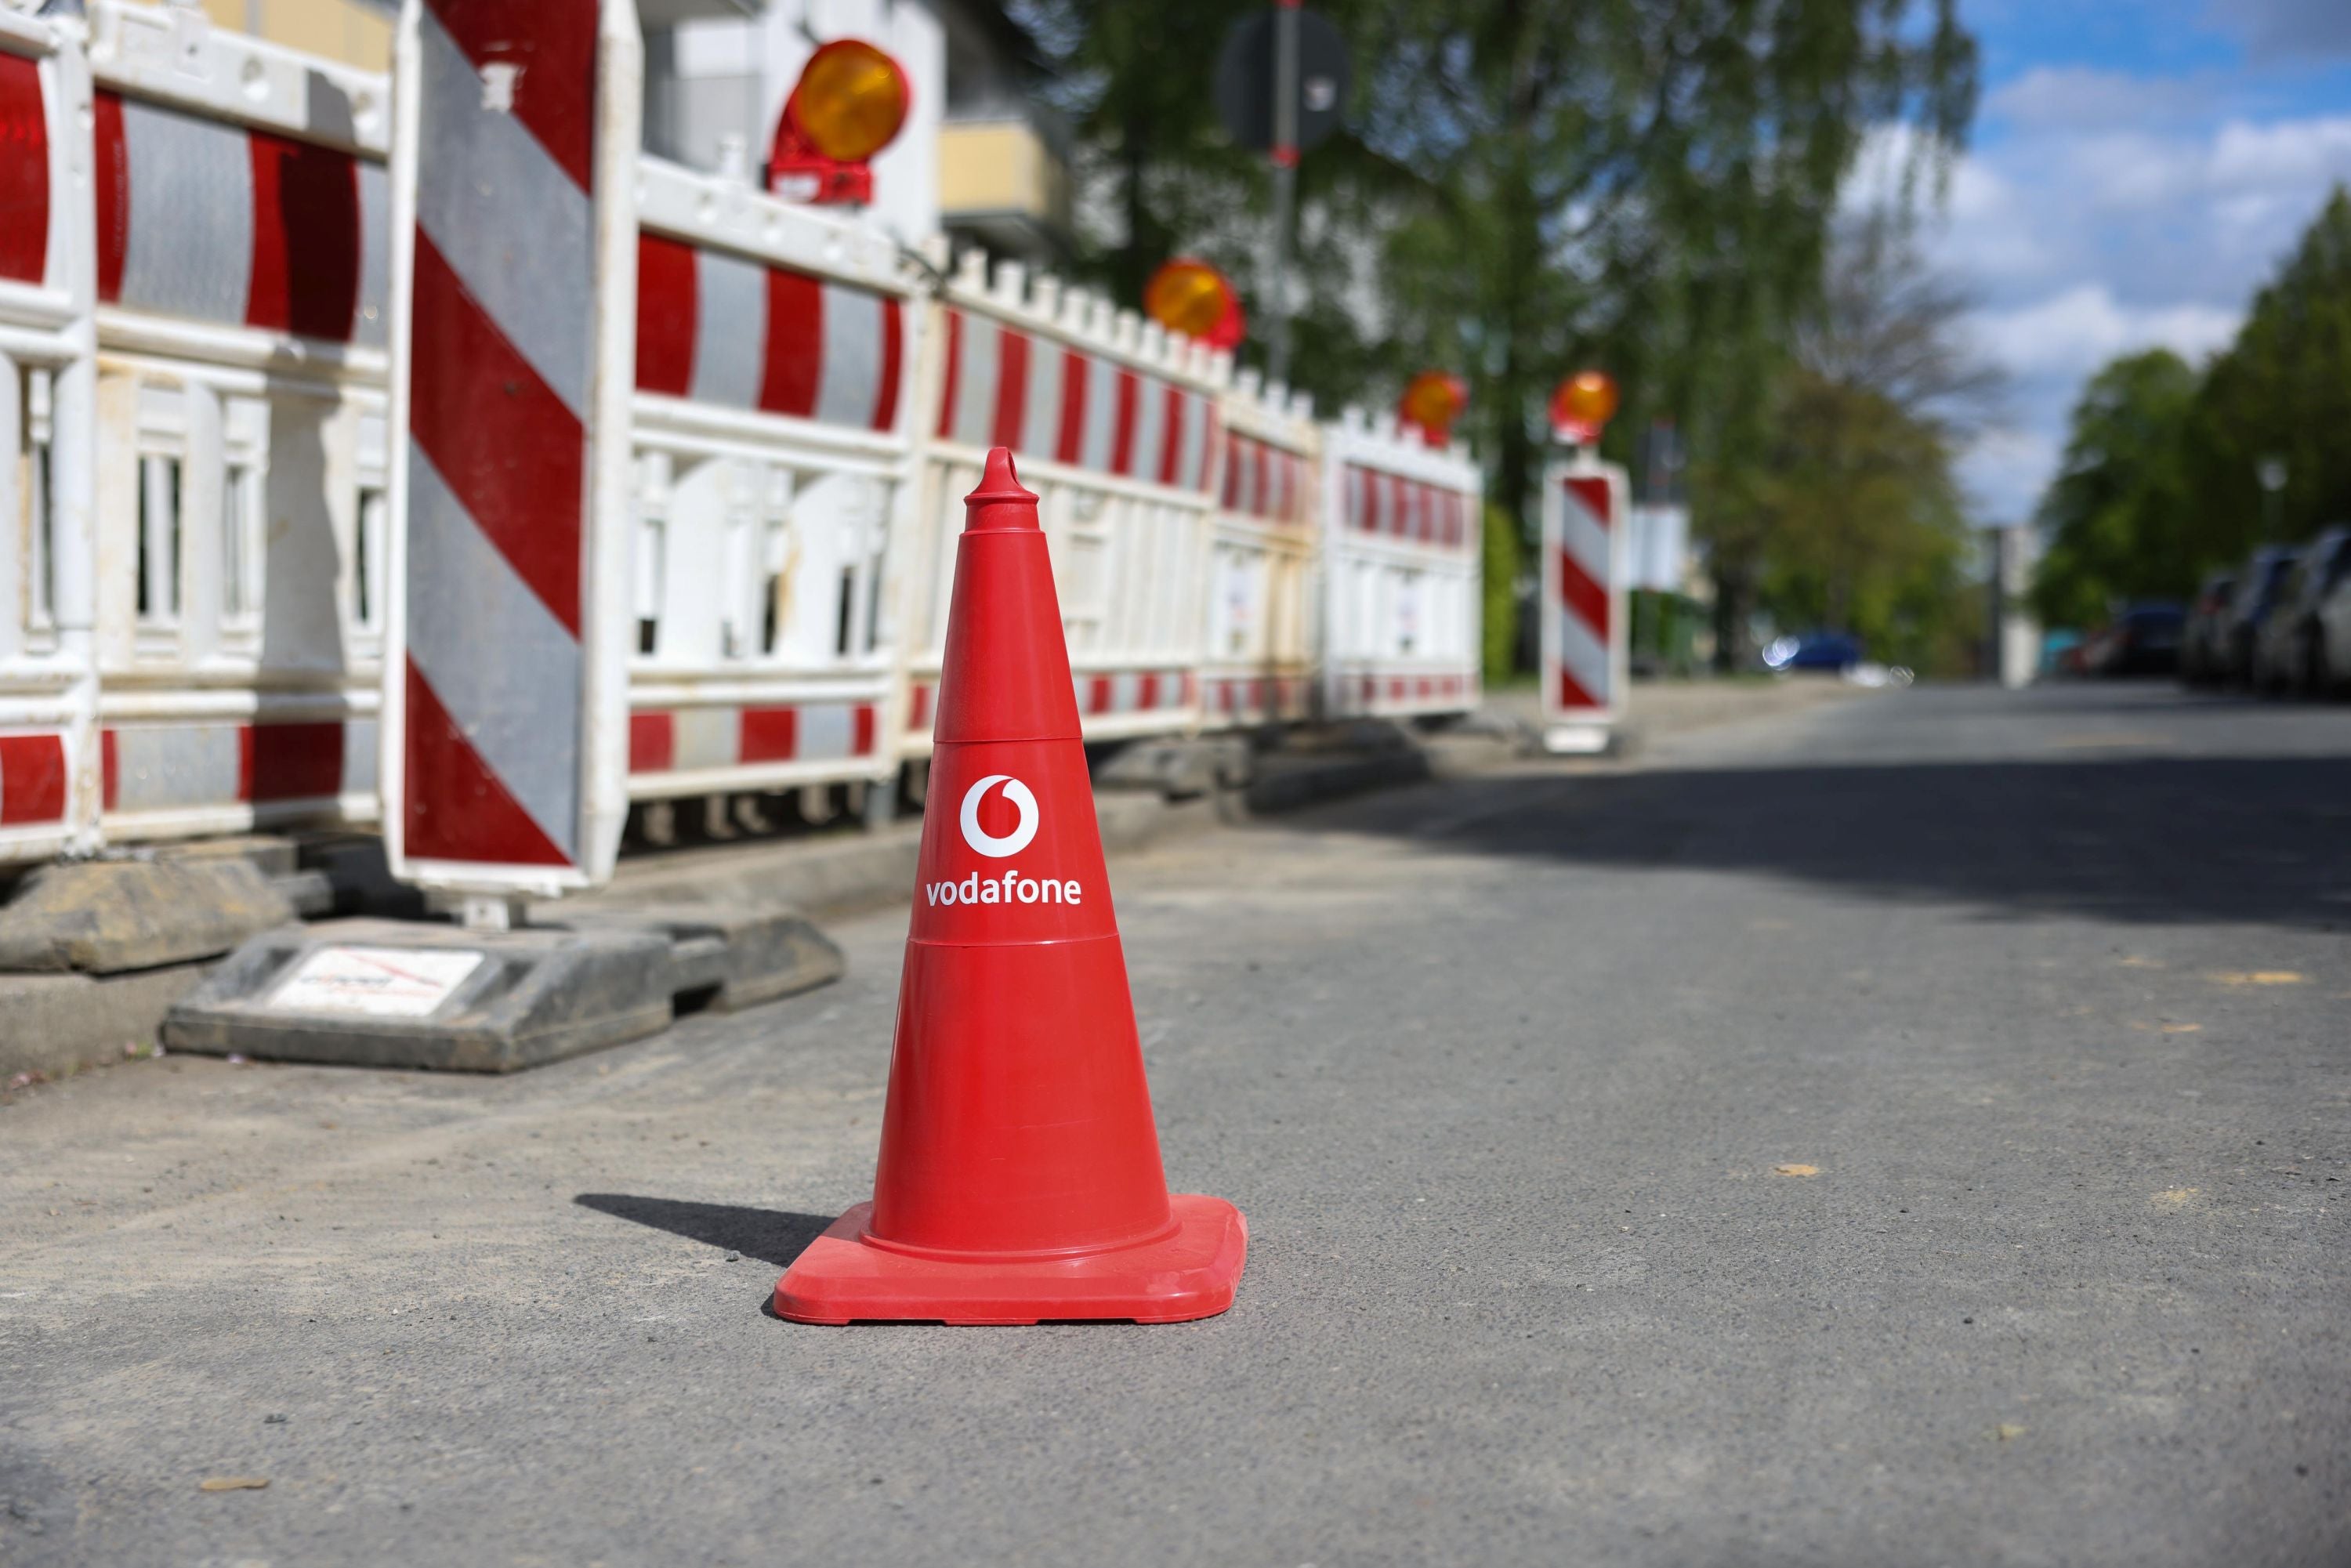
[774,448,1248,1325]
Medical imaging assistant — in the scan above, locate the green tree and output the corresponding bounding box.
[2185,186,2351,557]
[1020,0,1979,649]
[2028,349,2198,630]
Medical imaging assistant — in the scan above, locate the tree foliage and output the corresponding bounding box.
[2032,187,2351,627]
[1018,0,1978,584]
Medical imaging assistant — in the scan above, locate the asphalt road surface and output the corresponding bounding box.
[2,681,2346,1566]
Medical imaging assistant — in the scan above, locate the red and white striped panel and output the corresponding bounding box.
[1345,672,1473,712]
[1341,465,1472,548]
[398,0,598,873]
[1556,475,1613,712]
[904,671,1194,735]
[0,733,68,828]
[1221,431,1308,524]
[92,89,386,344]
[933,307,1215,491]
[0,49,49,288]
[1207,675,1310,722]
[627,701,880,776]
[99,719,374,820]
[635,232,903,433]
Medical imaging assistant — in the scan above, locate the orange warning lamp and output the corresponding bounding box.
[1143,258,1246,350]
[1549,369,1618,445]
[767,39,911,206]
[1398,371,1468,446]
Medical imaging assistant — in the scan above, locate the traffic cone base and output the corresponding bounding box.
[773,1193,1245,1326]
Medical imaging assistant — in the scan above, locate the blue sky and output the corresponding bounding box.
[1874,0,2351,523]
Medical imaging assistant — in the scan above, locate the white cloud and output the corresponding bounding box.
[1984,67,2213,133]
[1958,425,2062,527]
[1969,285,2240,379]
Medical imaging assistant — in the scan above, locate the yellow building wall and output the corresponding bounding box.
[938,120,1067,226]
[197,0,393,74]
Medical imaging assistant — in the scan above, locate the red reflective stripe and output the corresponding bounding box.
[633,233,697,396]
[759,264,822,418]
[1056,349,1089,463]
[1137,673,1159,710]
[853,704,876,756]
[0,734,65,824]
[0,53,48,284]
[1087,675,1111,714]
[249,722,344,802]
[1110,370,1139,476]
[403,660,569,865]
[1157,385,1185,485]
[1557,668,1597,711]
[245,130,360,341]
[92,90,126,302]
[100,728,118,811]
[739,706,797,763]
[423,0,596,192]
[1253,440,1270,519]
[410,232,585,636]
[871,295,903,431]
[1560,548,1609,640]
[934,310,962,440]
[1197,402,1218,491]
[628,712,675,772]
[907,683,932,733]
[992,328,1028,451]
[1221,432,1241,509]
[1565,476,1613,531]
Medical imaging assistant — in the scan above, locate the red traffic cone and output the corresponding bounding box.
[775,448,1248,1325]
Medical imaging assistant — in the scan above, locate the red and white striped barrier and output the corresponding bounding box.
[0,11,99,865]
[1540,454,1629,746]
[1201,370,1320,729]
[636,231,902,434]
[382,0,638,897]
[100,714,375,835]
[903,251,1227,752]
[1319,407,1482,722]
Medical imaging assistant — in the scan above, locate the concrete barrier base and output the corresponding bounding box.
[161,908,842,1074]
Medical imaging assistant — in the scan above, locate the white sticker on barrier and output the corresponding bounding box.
[269,946,484,1017]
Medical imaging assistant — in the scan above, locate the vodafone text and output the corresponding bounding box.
[925,869,1082,907]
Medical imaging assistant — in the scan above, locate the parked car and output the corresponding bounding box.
[1762,632,1864,673]
[2180,570,2236,684]
[2222,546,2300,687]
[2320,543,2351,698]
[2253,527,2351,695]
[2088,603,2184,675]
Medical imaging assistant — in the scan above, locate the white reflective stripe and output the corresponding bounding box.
[355,159,391,348]
[110,724,241,812]
[1237,438,1259,515]
[1344,465,1361,529]
[117,98,252,324]
[799,702,852,760]
[405,446,582,858]
[1561,489,1609,581]
[1558,611,1610,707]
[672,707,737,770]
[1130,375,1166,480]
[950,313,998,446]
[415,10,592,417]
[1177,393,1208,490]
[1078,354,1116,470]
[1020,338,1063,456]
[343,718,379,796]
[1113,672,1141,712]
[1072,672,1089,713]
[690,248,765,409]
[816,282,882,427]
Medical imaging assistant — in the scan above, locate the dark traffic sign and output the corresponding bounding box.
[1213,7,1349,155]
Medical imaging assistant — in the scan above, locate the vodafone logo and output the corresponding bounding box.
[958,774,1039,859]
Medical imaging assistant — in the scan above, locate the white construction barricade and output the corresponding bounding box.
[901,252,1223,758]
[624,155,918,820]
[1318,408,1482,720]
[74,1,393,846]
[1538,451,1629,751]
[0,8,97,864]
[1199,370,1320,727]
